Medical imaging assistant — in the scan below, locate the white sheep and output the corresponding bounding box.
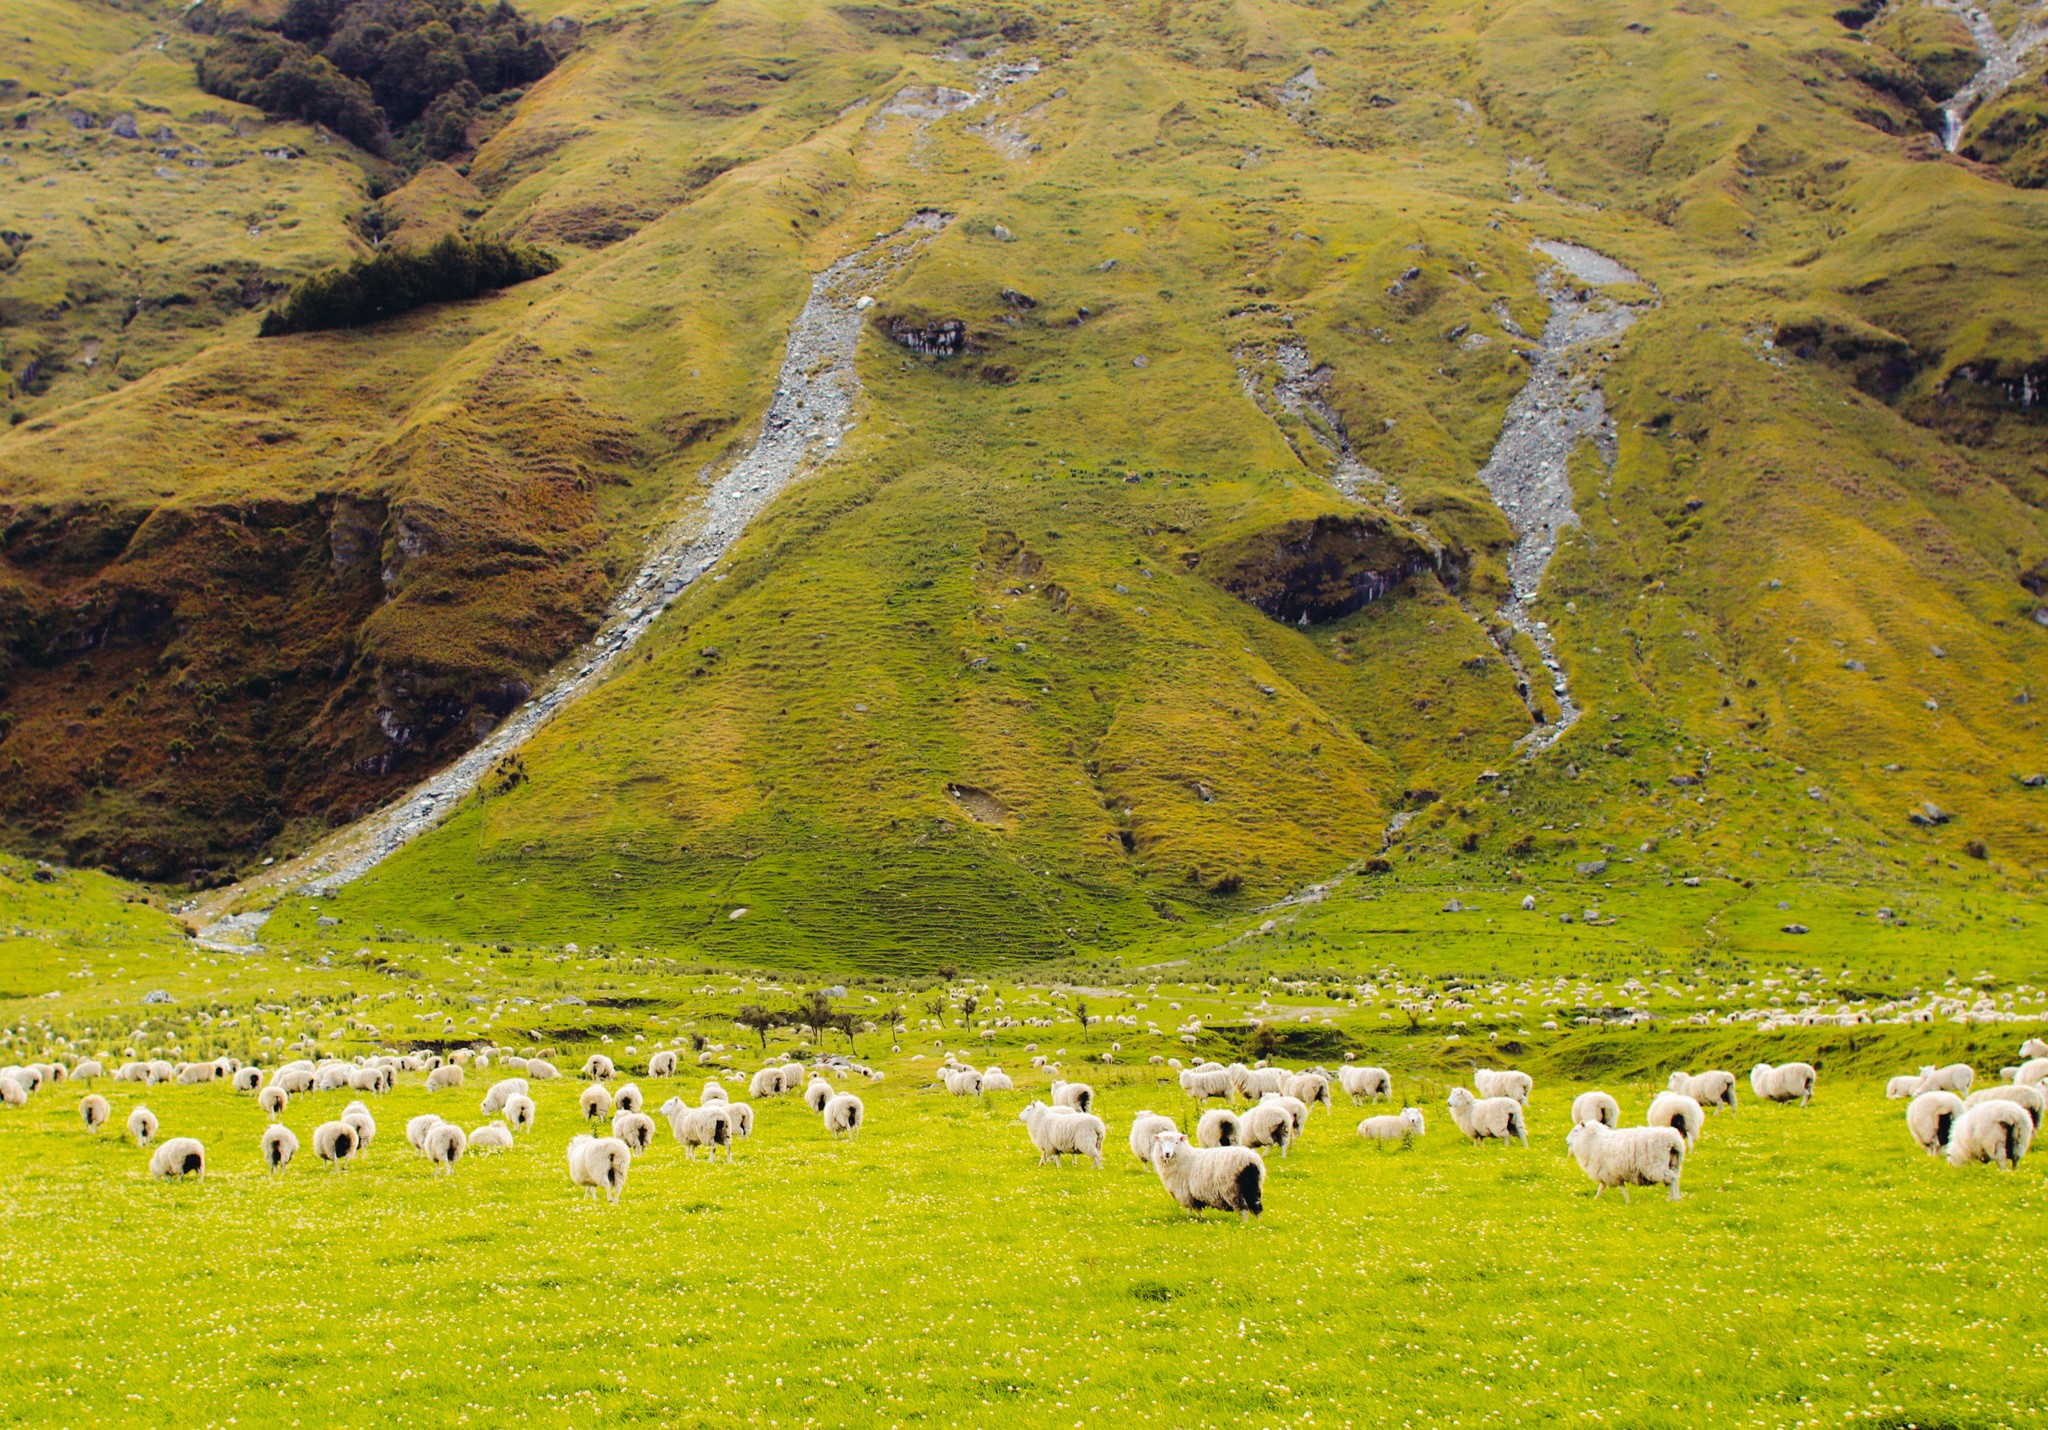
[1129,1111,1178,1164]
[2012,1057,2048,1087]
[1050,1079,1095,1114]
[1261,1092,1309,1137]
[648,1051,680,1078]
[0,1075,25,1108]
[503,1094,537,1134]
[822,1093,864,1140]
[1472,1067,1533,1103]
[1964,1083,2046,1130]
[468,1123,515,1151]
[1646,1091,1704,1149]
[1565,1122,1685,1202]
[700,1080,729,1104]
[1196,1107,1242,1147]
[175,1062,215,1086]
[525,1059,560,1081]
[254,1085,287,1122]
[480,1078,529,1115]
[426,1065,464,1092]
[722,1101,755,1139]
[778,1063,807,1092]
[1339,1065,1393,1104]
[342,1106,377,1151]
[271,1064,316,1095]
[804,1077,834,1113]
[1947,1101,2033,1168]
[1149,1130,1264,1219]
[567,1134,632,1203]
[1668,1069,1737,1112]
[2021,1038,2048,1060]
[1239,1102,1294,1157]
[1179,1065,1234,1101]
[582,1054,616,1081]
[981,1068,1015,1093]
[422,1122,467,1172]
[1750,1062,1817,1104]
[667,1102,734,1160]
[313,1120,359,1170]
[261,1124,298,1173]
[611,1082,645,1115]
[1885,1076,1920,1100]
[1284,1072,1331,1114]
[406,1113,445,1151]
[1233,1065,1289,1098]
[580,1084,614,1123]
[79,1093,111,1133]
[231,1066,263,1094]
[748,1067,783,1098]
[127,1105,159,1147]
[1017,1100,1104,1167]
[71,1059,105,1083]
[1906,1090,1966,1156]
[149,1137,207,1181]
[1915,1064,1974,1096]
[1357,1108,1425,1145]
[612,1110,656,1152]
[1447,1088,1526,1147]
[1570,1091,1620,1128]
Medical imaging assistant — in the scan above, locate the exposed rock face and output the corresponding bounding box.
[1203,514,1437,626]
[877,313,969,356]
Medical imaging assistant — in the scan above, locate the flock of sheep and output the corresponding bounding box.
[6,1034,2044,1214]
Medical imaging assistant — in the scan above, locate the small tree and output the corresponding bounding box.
[923,994,946,1022]
[937,965,959,983]
[733,1004,777,1051]
[960,994,980,1028]
[1074,997,1091,1032]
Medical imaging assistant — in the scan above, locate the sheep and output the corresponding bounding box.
[313,1121,359,1170]
[822,1093,864,1140]
[1149,1130,1264,1219]
[1915,1064,1974,1096]
[1196,1107,1241,1147]
[1571,1091,1621,1129]
[1239,1102,1294,1157]
[149,1137,207,1181]
[341,1106,377,1151]
[261,1124,298,1173]
[422,1122,467,1173]
[1964,1083,2046,1130]
[1339,1065,1393,1104]
[407,1113,445,1151]
[722,1101,754,1139]
[580,1085,614,1123]
[271,1065,316,1095]
[71,1059,104,1083]
[2012,1058,2048,1087]
[1284,1073,1331,1115]
[80,1093,111,1132]
[1472,1067,1533,1104]
[231,1066,263,1094]
[612,1110,656,1152]
[1262,1092,1310,1137]
[1017,1100,1104,1167]
[147,1060,176,1085]
[748,1067,783,1098]
[1667,1069,1737,1112]
[1233,1065,1290,1098]
[778,1063,807,1092]
[1050,1080,1095,1114]
[700,1080,729,1105]
[2022,1038,2048,1060]
[1129,1111,1178,1164]
[1447,1088,1526,1148]
[612,1083,645,1115]
[648,1051,680,1078]
[940,1066,980,1095]
[981,1068,1015,1093]
[425,1065,464,1092]
[1565,1122,1685,1203]
[1750,1062,1817,1105]
[347,1065,390,1095]
[1179,1066,1234,1101]
[468,1123,515,1151]
[1906,1091,1966,1156]
[582,1054,616,1081]
[175,1062,215,1086]
[1947,1101,2034,1169]
[502,1094,537,1134]
[1885,1076,1920,1100]
[804,1077,834,1113]
[0,1075,25,1108]
[127,1105,159,1147]
[1358,1108,1426,1145]
[666,1102,734,1160]
[525,1059,560,1081]
[567,1134,632,1203]
[1646,1091,1705,1149]
[481,1078,529,1115]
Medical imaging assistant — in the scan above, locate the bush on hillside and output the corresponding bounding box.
[257,235,557,336]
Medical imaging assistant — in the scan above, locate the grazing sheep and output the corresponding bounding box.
[941,1067,981,1096]
[648,1051,680,1078]
[1447,1088,1527,1148]
[422,1122,467,1173]
[582,1055,616,1081]
[1284,1073,1331,1115]
[748,1067,783,1099]
[612,1083,645,1115]
[71,1060,105,1083]
[1750,1062,1818,1104]
[127,1105,159,1147]
[778,1064,807,1092]
[1129,1111,1178,1164]
[313,1121,359,1170]
[481,1078,529,1115]
[722,1101,755,1139]
[149,1137,207,1182]
[1667,1070,1737,1112]
[1915,1064,1975,1096]
[612,1110,656,1153]
[1965,1083,2046,1130]
[231,1067,263,1094]
[1947,1101,2034,1169]
[0,1075,25,1108]
[1234,1065,1290,1098]
[1885,1076,1920,1100]
[1565,1122,1685,1203]
[502,1095,537,1134]
[580,1085,614,1123]
[822,1093,865,1140]
[1906,1091,1966,1156]
[347,1065,391,1095]
[2012,1058,2048,1087]
[1358,1108,1426,1145]
[1149,1130,1264,1220]
[804,1078,834,1113]
[700,1080,729,1105]
[1571,1091,1621,1129]
[667,1103,734,1160]
[1050,1080,1095,1114]
[1178,1065,1234,1101]
[1472,1067,1533,1104]
[1197,1107,1242,1147]
[271,1065,316,1095]
[981,1068,1015,1093]
[1261,1092,1310,1137]
[80,1093,111,1132]
[261,1124,298,1173]
[1646,1091,1705,1149]
[425,1065,464,1092]
[468,1123,515,1151]
[2022,1038,2048,1060]
[567,1134,633,1203]
[1239,1102,1295,1157]
[175,1062,215,1086]
[525,1059,560,1081]
[406,1113,445,1151]
[1017,1100,1105,1167]
[341,1106,377,1151]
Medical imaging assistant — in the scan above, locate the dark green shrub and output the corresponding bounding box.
[257,235,558,336]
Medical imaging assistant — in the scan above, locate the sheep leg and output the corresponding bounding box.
[1619,1185,1631,1205]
